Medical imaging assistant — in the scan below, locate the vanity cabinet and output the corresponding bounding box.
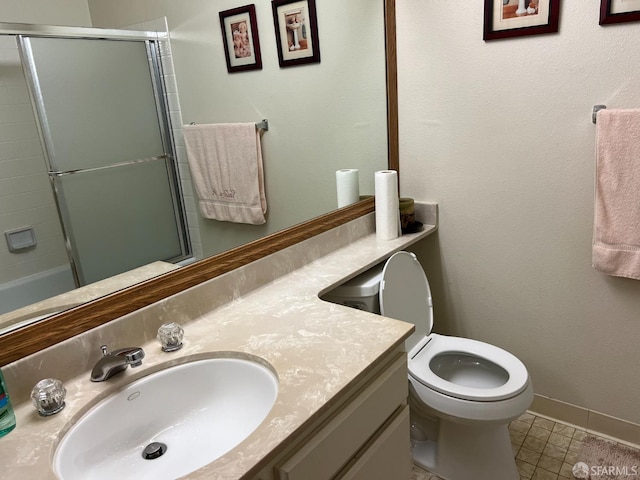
[255,350,411,480]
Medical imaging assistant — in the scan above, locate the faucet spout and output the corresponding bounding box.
[90,345,145,382]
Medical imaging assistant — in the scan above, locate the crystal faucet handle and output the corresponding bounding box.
[31,378,66,416]
[157,322,184,352]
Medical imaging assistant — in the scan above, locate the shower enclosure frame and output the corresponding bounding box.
[4,23,191,287]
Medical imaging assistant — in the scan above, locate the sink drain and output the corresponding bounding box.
[142,442,168,460]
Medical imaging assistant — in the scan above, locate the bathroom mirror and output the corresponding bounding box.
[0,0,390,332]
[0,0,397,366]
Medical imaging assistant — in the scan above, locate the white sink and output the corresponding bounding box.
[54,357,278,480]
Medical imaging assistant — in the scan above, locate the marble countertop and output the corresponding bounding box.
[0,208,437,479]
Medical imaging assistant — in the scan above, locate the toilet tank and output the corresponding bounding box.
[321,262,385,313]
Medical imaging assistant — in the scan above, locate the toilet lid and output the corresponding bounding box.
[380,251,433,353]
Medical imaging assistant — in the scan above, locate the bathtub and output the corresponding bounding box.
[0,265,76,315]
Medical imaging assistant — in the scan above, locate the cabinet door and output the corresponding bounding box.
[276,354,408,480]
[338,406,411,480]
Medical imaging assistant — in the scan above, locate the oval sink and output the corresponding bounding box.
[54,357,278,479]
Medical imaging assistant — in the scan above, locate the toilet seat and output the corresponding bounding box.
[408,334,530,401]
[379,252,529,402]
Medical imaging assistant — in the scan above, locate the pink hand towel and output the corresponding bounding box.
[184,123,267,225]
[592,109,640,280]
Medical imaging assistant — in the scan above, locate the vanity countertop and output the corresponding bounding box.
[0,208,437,479]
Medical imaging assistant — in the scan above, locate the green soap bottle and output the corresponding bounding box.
[0,370,16,437]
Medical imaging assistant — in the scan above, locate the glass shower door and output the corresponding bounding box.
[19,36,189,285]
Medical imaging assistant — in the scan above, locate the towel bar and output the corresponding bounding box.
[593,105,606,124]
[188,119,269,131]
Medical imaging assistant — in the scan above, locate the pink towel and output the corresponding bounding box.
[592,109,640,280]
[184,123,267,225]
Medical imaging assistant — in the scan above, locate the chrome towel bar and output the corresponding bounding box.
[188,119,269,131]
[593,105,607,124]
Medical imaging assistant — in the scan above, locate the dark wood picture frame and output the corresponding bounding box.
[600,0,640,25]
[219,4,262,73]
[271,0,321,68]
[484,0,560,40]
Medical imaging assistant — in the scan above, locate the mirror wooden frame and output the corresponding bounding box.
[0,0,398,367]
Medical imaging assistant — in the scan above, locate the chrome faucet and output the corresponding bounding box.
[90,345,145,382]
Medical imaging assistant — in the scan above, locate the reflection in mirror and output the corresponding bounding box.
[89,0,390,258]
[19,35,192,284]
[0,0,397,366]
[0,0,388,333]
[0,26,191,334]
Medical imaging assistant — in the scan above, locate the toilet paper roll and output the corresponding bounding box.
[336,169,360,208]
[375,170,400,240]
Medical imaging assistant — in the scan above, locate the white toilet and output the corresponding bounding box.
[323,251,533,480]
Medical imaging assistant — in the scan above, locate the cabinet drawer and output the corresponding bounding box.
[276,354,407,480]
[338,405,411,480]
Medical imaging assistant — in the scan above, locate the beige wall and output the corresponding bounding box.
[398,1,640,424]
[0,0,91,26]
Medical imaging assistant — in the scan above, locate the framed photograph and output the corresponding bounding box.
[600,0,640,25]
[483,0,560,41]
[271,0,321,68]
[219,4,262,73]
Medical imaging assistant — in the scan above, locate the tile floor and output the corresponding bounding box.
[410,411,640,480]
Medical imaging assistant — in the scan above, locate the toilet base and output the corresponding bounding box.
[411,416,519,480]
